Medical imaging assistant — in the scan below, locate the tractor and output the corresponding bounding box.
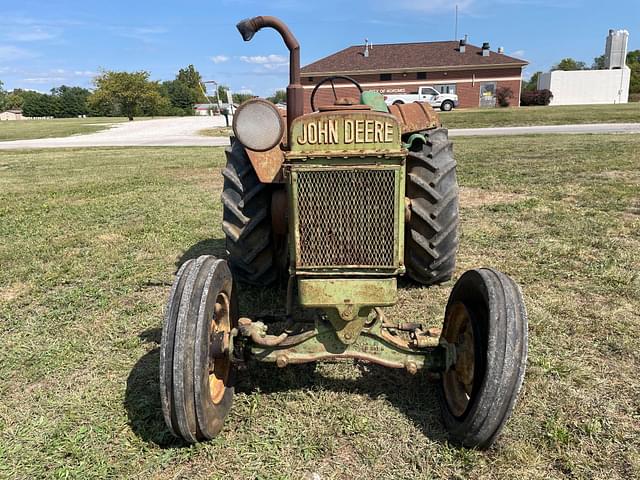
[160,16,528,449]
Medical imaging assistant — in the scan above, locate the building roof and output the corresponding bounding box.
[301,41,528,75]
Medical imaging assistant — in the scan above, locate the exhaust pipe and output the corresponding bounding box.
[236,16,303,143]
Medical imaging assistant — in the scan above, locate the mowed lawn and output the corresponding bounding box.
[0,136,639,479]
[0,117,129,142]
[441,103,640,129]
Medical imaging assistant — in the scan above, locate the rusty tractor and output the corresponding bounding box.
[160,16,528,449]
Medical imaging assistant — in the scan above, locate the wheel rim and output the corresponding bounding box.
[442,301,475,417]
[209,292,231,405]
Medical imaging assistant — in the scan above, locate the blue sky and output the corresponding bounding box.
[1,0,638,97]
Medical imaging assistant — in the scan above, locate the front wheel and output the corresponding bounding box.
[440,100,454,111]
[438,268,528,449]
[160,255,238,443]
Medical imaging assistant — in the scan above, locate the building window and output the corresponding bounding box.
[435,84,456,94]
[417,72,427,80]
[380,73,392,81]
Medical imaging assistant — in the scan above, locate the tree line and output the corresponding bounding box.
[0,64,275,120]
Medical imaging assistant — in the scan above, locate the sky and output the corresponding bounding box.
[1,0,638,97]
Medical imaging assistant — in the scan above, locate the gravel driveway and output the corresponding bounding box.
[0,116,639,150]
[0,116,230,149]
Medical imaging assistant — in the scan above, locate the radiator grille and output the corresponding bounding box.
[296,168,397,267]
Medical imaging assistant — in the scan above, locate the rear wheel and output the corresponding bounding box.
[222,140,276,285]
[438,268,528,449]
[404,128,459,286]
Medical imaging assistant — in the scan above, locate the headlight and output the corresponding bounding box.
[232,98,284,151]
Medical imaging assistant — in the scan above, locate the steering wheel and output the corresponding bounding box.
[310,75,363,112]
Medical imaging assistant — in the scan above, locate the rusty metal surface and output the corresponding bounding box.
[236,15,303,145]
[388,101,440,134]
[310,75,363,112]
[247,317,445,371]
[270,188,288,234]
[245,146,285,183]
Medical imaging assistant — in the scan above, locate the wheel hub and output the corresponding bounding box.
[209,293,232,404]
[442,301,475,417]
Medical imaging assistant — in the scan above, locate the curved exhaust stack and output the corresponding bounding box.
[236,16,303,143]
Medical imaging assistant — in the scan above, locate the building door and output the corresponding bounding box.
[479,82,497,108]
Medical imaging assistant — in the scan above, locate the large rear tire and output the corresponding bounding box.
[221,140,276,285]
[404,128,459,286]
[438,268,528,449]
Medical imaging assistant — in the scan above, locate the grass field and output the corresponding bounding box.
[198,126,232,137]
[0,117,129,142]
[0,135,639,479]
[441,103,640,129]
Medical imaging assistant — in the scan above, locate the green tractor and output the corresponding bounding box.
[160,16,528,449]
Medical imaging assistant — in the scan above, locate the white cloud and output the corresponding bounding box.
[5,27,58,42]
[23,76,65,84]
[0,45,36,61]
[73,70,96,77]
[510,49,526,58]
[210,55,229,64]
[240,54,287,65]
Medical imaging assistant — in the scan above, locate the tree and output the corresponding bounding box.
[496,86,514,107]
[177,64,207,103]
[51,85,91,117]
[6,92,24,110]
[522,71,541,92]
[89,70,162,120]
[266,89,287,104]
[0,80,6,111]
[162,79,198,112]
[552,58,587,71]
[233,92,254,104]
[592,54,606,69]
[627,49,640,95]
[20,90,58,117]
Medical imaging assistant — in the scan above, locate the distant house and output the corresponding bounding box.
[193,103,217,116]
[300,40,528,110]
[0,109,24,121]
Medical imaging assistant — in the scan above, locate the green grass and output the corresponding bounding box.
[441,103,640,129]
[0,117,129,141]
[1,136,639,478]
[198,126,233,137]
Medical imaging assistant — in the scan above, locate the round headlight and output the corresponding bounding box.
[232,99,284,151]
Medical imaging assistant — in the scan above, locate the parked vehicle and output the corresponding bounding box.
[384,86,459,111]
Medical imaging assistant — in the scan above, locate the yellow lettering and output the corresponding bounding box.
[375,121,384,143]
[328,120,338,143]
[385,122,394,142]
[365,120,374,143]
[355,120,365,143]
[297,125,307,145]
[318,120,327,144]
[308,122,317,144]
[344,119,354,143]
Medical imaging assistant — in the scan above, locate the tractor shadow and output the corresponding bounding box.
[173,238,227,273]
[237,361,448,444]
[125,326,447,447]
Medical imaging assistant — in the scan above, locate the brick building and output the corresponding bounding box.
[300,40,527,111]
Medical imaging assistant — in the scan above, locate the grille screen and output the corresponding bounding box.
[296,168,396,267]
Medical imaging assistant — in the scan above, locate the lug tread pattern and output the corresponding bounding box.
[222,141,276,285]
[404,127,459,286]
